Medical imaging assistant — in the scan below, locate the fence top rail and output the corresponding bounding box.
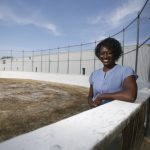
[139,0,149,16]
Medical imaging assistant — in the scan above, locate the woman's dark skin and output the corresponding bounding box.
[88,46,137,108]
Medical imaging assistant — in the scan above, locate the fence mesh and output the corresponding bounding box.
[0,0,150,82]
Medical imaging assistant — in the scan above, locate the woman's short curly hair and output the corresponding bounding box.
[95,37,123,61]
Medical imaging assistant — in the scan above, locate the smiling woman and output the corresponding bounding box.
[88,37,138,107]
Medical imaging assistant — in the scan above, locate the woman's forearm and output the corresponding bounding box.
[98,76,137,103]
[98,90,137,103]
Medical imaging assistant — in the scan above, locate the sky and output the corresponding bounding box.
[0,0,148,52]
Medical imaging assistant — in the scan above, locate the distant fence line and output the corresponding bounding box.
[0,0,150,82]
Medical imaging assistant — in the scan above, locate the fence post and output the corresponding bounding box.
[32,50,34,72]
[10,49,12,71]
[94,41,97,71]
[49,49,51,73]
[67,46,70,74]
[22,50,24,71]
[80,43,82,74]
[135,12,140,73]
[41,50,43,72]
[57,48,59,73]
[122,28,125,66]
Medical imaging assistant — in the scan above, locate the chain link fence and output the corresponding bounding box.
[0,0,150,82]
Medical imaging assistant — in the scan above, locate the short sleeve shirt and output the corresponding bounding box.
[89,64,137,101]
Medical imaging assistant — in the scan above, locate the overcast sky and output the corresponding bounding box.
[0,0,147,51]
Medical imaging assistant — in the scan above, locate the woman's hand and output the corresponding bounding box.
[88,85,104,108]
[94,95,103,106]
[88,98,98,108]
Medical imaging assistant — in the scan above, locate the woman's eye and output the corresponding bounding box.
[100,53,105,56]
[99,52,112,56]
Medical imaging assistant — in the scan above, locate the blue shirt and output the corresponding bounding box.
[89,64,137,103]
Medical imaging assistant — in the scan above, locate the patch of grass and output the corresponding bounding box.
[0,78,90,142]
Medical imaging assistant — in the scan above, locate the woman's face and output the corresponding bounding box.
[99,46,115,67]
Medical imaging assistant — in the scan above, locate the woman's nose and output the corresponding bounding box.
[103,53,108,58]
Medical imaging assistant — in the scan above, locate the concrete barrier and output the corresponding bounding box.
[0,71,89,87]
[0,71,149,150]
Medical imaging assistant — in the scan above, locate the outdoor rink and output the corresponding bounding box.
[0,78,90,142]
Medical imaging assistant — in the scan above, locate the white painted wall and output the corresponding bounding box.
[0,71,90,87]
[0,45,150,82]
[0,101,142,150]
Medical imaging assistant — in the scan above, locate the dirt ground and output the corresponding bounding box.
[0,78,90,142]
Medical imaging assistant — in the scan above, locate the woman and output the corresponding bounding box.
[88,37,137,107]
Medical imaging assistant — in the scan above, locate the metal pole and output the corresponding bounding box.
[57,48,59,73]
[122,28,125,66]
[10,49,12,71]
[135,12,140,73]
[80,44,82,74]
[32,50,34,72]
[22,50,24,71]
[49,49,51,72]
[94,41,96,71]
[67,46,70,74]
[41,50,43,72]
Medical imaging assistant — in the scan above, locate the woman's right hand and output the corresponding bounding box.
[88,97,98,108]
[94,96,102,106]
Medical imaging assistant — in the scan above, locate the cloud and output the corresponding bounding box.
[89,0,145,28]
[0,3,61,36]
[90,15,103,25]
[42,23,61,36]
[110,0,145,27]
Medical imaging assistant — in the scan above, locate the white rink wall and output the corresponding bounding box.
[0,71,90,87]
